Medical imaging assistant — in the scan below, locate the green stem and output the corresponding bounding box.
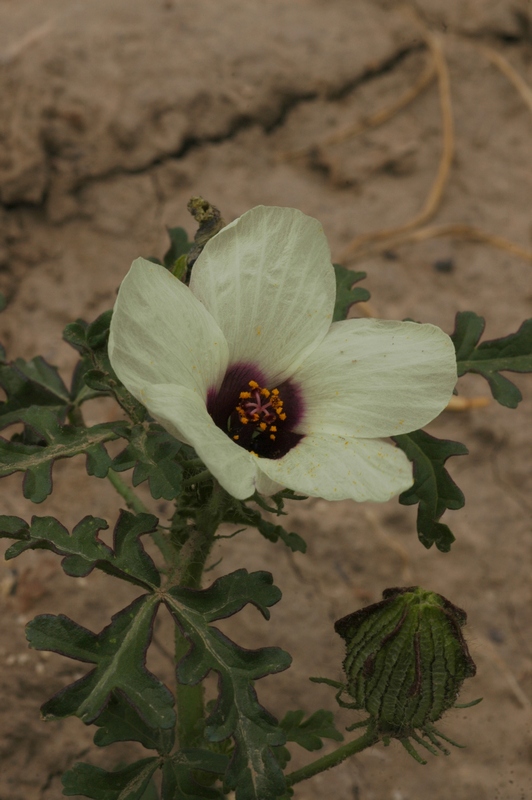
[181,469,212,488]
[285,727,379,787]
[174,482,222,747]
[106,469,174,563]
[107,469,149,514]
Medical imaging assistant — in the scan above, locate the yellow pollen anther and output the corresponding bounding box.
[260,388,270,398]
[270,426,277,432]
[233,435,239,440]
[279,412,287,421]
[250,450,258,457]
[240,417,249,424]
[248,380,259,389]
[239,391,251,399]
[272,388,279,395]
[270,434,276,440]
[259,422,267,431]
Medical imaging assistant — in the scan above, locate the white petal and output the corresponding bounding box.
[293,319,457,438]
[141,384,259,500]
[109,258,229,399]
[254,472,285,497]
[189,206,336,384]
[256,434,413,502]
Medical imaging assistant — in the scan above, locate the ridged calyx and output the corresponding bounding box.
[334,587,477,760]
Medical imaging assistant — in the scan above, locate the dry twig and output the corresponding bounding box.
[346,222,532,265]
[446,396,491,412]
[337,9,454,264]
[278,54,436,162]
[477,44,532,116]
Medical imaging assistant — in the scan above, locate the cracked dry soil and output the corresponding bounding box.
[1,1,532,798]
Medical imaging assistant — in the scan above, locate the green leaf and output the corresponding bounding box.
[26,595,175,728]
[0,511,160,590]
[63,312,147,424]
[452,311,532,408]
[112,423,183,501]
[222,497,306,554]
[163,226,193,269]
[161,750,228,800]
[164,570,291,800]
[332,263,370,322]
[273,708,344,769]
[393,430,468,552]
[0,407,127,502]
[280,709,343,751]
[62,758,159,800]
[93,693,175,753]
[0,355,70,429]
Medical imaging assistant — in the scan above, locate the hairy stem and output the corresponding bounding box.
[174,481,222,747]
[107,469,149,514]
[182,469,212,488]
[285,727,379,787]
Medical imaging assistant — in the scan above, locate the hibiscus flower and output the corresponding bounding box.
[108,206,456,502]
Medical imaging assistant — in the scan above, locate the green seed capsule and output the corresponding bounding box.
[334,587,476,740]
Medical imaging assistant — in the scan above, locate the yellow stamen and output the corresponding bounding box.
[270,434,276,440]
[239,391,251,399]
[279,412,287,421]
[249,450,258,457]
[240,417,249,425]
[259,422,267,431]
[249,380,259,389]
[260,388,270,398]
[272,388,279,395]
[233,435,239,440]
[270,426,277,432]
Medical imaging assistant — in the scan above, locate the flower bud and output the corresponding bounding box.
[334,587,476,743]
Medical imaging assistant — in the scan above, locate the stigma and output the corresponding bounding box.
[232,380,287,442]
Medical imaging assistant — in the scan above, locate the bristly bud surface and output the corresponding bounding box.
[334,587,476,747]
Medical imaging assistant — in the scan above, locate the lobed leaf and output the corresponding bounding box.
[63,311,147,424]
[332,263,370,322]
[280,709,343,751]
[112,423,183,501]
[62,758,159,800]
[93,693,175,753]
[0,510,160,589]
[273,708,343,769]
[452,311,532,408]
[393,430,468,552]
[164,569,291,800]
[160,750,229,800]
[0,407,127,502]
[223,497,306,554]
[26,595,175,729]
[0,354,70,429]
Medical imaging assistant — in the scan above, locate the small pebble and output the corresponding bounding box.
[433,258,454,273]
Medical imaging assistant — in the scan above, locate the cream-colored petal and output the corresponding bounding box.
[256,434,413,502]
[189,206,336,384]
[109,258,229,400]
[293,319,457,438]
[140,384,259,500]
[254,472,285,497]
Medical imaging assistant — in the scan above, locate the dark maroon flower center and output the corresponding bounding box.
[206,363,304,459]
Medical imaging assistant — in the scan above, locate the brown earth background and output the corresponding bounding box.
[1,1,532,798]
